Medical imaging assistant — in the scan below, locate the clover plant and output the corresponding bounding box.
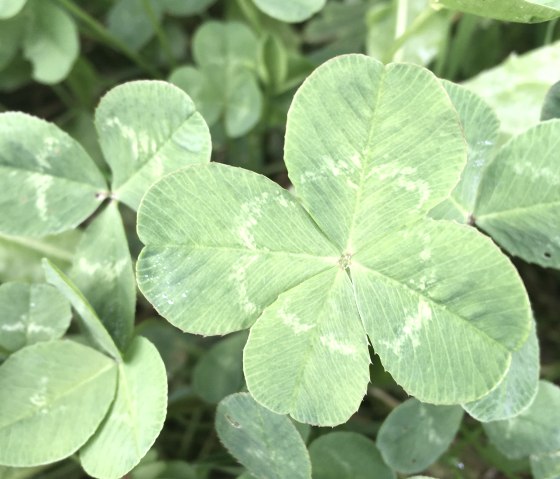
[0,4,560,476]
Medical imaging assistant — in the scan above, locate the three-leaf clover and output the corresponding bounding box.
[137,54,532,426]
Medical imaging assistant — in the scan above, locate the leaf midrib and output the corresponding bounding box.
[0,164,106,191]
[476,199,560,221]
[0,361,115,431]
[344,68,387,252]
[352,260,514,353]
[112,108,201,196]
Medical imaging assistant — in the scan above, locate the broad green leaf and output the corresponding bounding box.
[168,66,222,126]
[253,0,325,22]
[434,0,560,23]
[0,0,26,19]
[531,451,560,479]
[475,120,560,269]
[430,81,500,223]
[284,55,466,251]
[193,21,258,71]
[483,381,560,459]
[138,54,532,423]
[22,0,78,84]
[0,282,71,354]
[0,340,117,466]
[309,432,395,479]
[0,230,80,283]
[463,321,539,422]
[377,399,464,474]
[215,393,311,479]
[244,268,370,426]
[106,0,162,52]
[189,21,262,138]
[0,113,107,237]
[0,15,23,70]
[542,81,560,121]
[162,0,217,16]
[193,332,247,404]
[43,259,121,360]
[137,163,339,336]
[464,41,560,137]
[95,80,211,210]
[80,337,167,479]
[352,219,531,404]
[71,202,135,351]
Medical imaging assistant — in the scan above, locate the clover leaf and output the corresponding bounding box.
[137,54,532,426]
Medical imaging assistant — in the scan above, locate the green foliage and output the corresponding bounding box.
[138,54,532,426]
[192,332,247,404]
[541,81,560,120]
[484,381,560,459]
[475,121,560,269]
[0,112,106,237]
[70,202,136,350]
[435,0,560,23]
[465,41,560,137]
[0,282,71,355]
[80,337,168,479]
[215,393,311,479]
[252,0,326,22]
[377,399,464,474]
[0,0,79,85]
[0,340,117,466]
[308,432,395,479]
[1,2,560,478]
[95,80,211,209]
[170,21,262,138]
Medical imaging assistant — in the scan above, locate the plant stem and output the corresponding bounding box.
[54,0,161,78]
[393,0,409,62]
[368,386,400,409]
[544,18,559,45]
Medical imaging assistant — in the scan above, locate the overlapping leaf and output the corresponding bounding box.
[464,41,560,137]
[137,54,532,425]
[80,337,167,479]
[253,0,325,22]
[377,399,463,474]
[95,80,211,209]
[170,21,261,138]
[474,120,560,269]
[43,259,121,360]
[435,0,560,23]
[71,202,136,350]
[193,332,247,404]
[531,451,560,479]
[463,321,539,422]
[430,81,500,223]
[309,432,395,479]
[0,0,26,19]
[0,282,71,355]
[215,393,311,479]
[0,80,211,238]
[483,381,560,459]
[0,340,117,466]
[0,113,107,237]
[23,0,79,84]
